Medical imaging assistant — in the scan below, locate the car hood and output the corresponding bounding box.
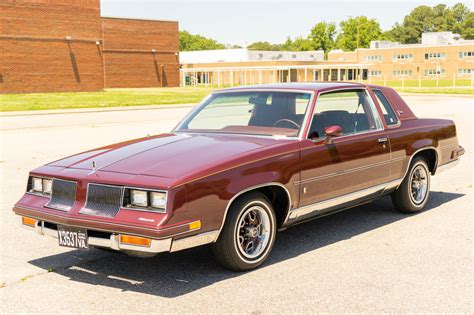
[48,133,292,180]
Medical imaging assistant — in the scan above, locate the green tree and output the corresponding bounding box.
[247,41,283,51]
[336,16,382,51]
[179,30,226,51]
[385,3,473,43]
[308,22,337,53]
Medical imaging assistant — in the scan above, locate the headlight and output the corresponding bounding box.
[130,190,148,207]
[150,192,167,210]
[124,188,167,213]
[42,179,53,195]
[31,177,43,192]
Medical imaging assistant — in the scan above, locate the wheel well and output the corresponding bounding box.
[237,185,290,228]
[413,149,437,174]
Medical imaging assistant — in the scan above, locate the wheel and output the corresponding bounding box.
[212,193,276,271]
[391,156,431,213]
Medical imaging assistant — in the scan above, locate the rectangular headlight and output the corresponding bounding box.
[150,192,167,210]
[42,179,52,195]
[130,189,148,207]
[31,177,43,193]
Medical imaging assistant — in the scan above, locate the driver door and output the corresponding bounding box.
[297,89,391,217]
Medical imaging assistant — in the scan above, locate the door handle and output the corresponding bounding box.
[378,137,388,144]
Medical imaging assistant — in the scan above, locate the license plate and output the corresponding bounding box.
[57,225,88,249]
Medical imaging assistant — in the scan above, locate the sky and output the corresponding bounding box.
[101,0,473,47]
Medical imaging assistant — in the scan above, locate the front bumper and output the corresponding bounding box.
[18,215,218,256]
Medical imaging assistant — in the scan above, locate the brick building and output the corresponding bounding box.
[0,0,179,94]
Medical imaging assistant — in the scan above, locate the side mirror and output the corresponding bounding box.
[324,125,343,144]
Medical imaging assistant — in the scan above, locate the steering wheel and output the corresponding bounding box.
[273,119,300,129]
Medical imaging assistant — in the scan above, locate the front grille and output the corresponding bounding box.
[80,183,123,218]
[45,179,77,211]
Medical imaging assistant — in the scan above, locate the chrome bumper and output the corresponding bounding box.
[20,218,218,255]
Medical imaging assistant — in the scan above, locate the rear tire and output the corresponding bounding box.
[391,156,430,213]
[212,193,276,271]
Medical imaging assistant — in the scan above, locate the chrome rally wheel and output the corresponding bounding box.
[235,205,272,260]
[410,164,429,205]
[391,156,431,213]
[212,193,276,271]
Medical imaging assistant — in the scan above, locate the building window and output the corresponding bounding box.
[458,69,473,76]
[258,53,263,58]
[393,70,412,77]
[277,54,283,59]
[292,54,297,59]
[424,69,445,76]
[459,51,474,58]
[370,70,382,76]
[365,55,382,62]
[393,53,413,60]
[424,52,446,60]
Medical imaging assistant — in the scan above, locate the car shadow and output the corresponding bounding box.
[28,191,464,298]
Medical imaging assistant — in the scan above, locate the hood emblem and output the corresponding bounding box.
[90,160,97,174]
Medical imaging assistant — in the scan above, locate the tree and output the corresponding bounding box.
[385,3,473,43]
[179,30,226,51]
[247,41,283,51]
[308,22,337,53]
[336,16,382,51]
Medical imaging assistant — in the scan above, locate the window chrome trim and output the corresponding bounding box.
[372,88,401,129]
[304,87,384,141]
[171,89,316,141]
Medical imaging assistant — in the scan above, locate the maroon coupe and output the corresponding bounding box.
[14,82,464,271]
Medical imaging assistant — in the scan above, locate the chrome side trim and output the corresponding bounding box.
[170,230,219,252]
[213,182,292,242]
[287,179,402,221]
[434,159,459,175]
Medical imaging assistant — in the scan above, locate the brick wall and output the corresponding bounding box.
[0,0,104,93]
[102,17,179,88]
[0,1,180,94]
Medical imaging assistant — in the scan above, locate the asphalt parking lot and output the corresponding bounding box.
[0,94,472,313]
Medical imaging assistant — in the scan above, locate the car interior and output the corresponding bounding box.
[247,91,377,139]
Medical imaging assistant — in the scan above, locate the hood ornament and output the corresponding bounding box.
[90,160,97,174]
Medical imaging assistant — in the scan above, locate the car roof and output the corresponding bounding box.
[216,82,366,93]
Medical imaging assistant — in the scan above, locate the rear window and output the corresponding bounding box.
[373,89,399,126]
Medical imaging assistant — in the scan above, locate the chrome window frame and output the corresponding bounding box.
[372,88,401,129]
[172,88,316,140]
[304,87,385,141]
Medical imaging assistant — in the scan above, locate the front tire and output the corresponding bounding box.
[391,156,431,213]
[212,193,276,271]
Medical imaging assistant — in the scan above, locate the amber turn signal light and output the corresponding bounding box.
[188,220,201,230]
[119,235,152,247]
[22,216,37,227]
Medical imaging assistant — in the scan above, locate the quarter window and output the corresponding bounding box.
[373,90,399,126]
[308,90,382,139]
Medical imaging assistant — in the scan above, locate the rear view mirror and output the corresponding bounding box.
[324,125,343,144]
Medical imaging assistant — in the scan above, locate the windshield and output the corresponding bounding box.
[175,91,312,137]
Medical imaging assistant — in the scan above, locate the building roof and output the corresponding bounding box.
[217,82,366,92]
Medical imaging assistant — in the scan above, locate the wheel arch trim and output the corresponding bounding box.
[213,182,292,242]
[397,146,439,189]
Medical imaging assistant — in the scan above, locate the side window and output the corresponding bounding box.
[373,90,399,126]
[308,90,381,139]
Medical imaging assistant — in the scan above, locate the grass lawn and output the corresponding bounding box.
[1,84,472,112]
[0,87,214,112]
